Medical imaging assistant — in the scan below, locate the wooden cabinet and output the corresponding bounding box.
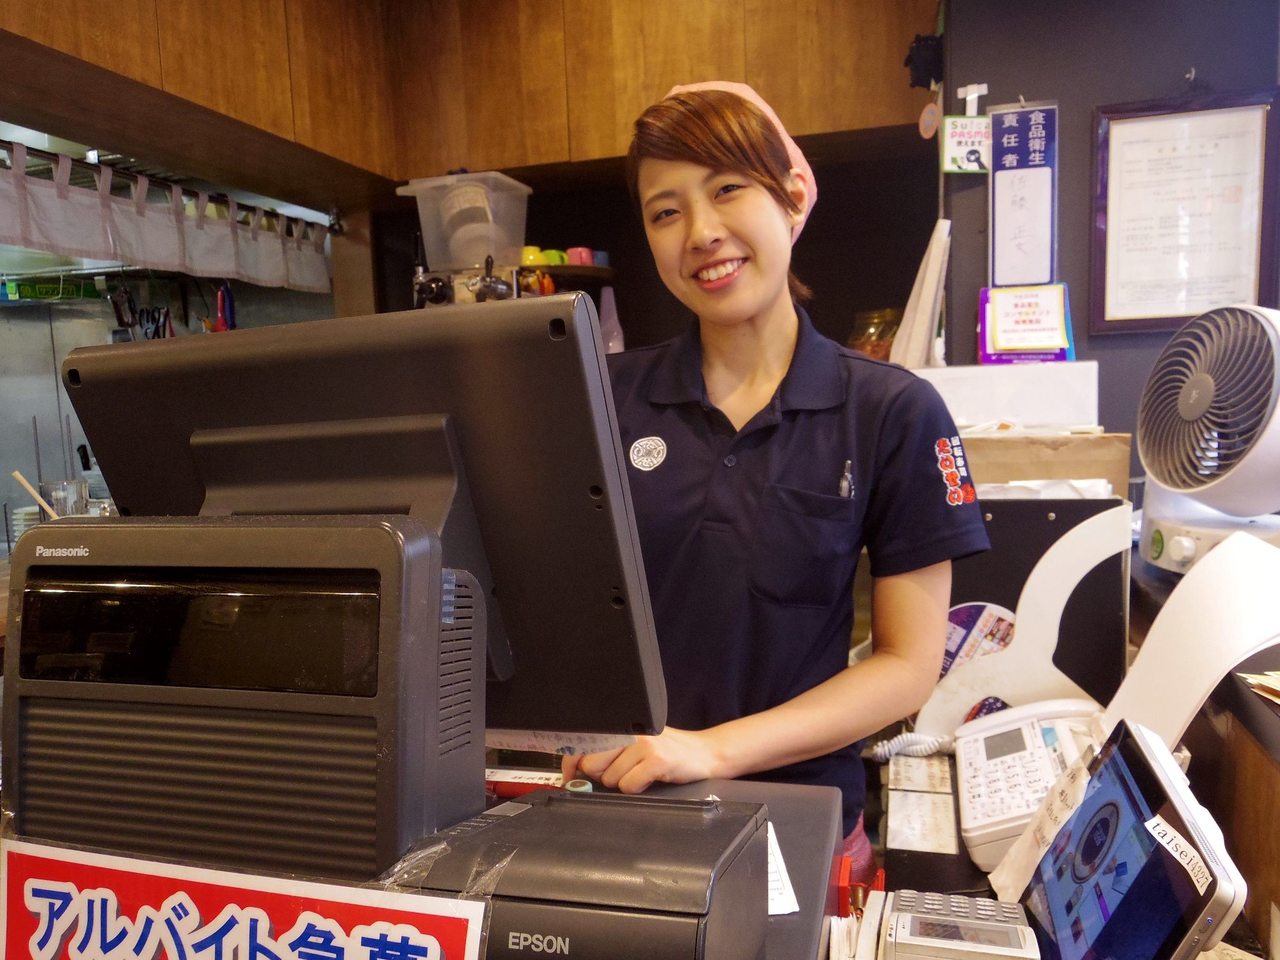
[155,0,295,142]
[563,0,747,162]
[744,0,937,136]
[1,1,936,185]
[561,0,933,163]
[286,0,397,178]
[0,0,296,148]
[0,0,162,87]
[390,0,569,179]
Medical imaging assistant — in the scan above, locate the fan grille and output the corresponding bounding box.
[1138,306,1280,490]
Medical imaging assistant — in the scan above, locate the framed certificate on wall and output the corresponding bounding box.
[1090,88,1280,334]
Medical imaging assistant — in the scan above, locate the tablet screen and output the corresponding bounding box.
[1023,723,1211,960]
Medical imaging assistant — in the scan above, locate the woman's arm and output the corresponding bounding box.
[562,559,952,792]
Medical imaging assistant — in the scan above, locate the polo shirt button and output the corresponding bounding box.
[723,454,737,467]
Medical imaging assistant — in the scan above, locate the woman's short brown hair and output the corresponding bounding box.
[627,90,813,302]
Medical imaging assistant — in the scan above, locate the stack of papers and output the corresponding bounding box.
[885,755,959,855]
[1239,670,1280,707]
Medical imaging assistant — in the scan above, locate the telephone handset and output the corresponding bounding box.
[954,697,1099,740]
[955,697,1101,871]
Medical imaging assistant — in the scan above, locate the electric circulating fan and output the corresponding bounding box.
[1138,304,1280,571]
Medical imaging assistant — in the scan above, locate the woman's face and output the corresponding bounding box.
[637,157,803,331]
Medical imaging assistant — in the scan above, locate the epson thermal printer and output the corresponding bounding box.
[402,790,770,960]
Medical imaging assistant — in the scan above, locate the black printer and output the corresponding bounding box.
[401,790,770,960]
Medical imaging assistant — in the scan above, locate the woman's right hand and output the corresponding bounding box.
[560,728,723,793]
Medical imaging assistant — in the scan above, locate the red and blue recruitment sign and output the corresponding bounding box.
[1,839,485,960]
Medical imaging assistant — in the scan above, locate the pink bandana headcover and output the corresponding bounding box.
[664,80,816,242]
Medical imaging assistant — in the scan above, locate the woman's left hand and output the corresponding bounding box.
[561,727,721,793]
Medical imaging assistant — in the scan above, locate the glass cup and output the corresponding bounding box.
[39,478,89,520]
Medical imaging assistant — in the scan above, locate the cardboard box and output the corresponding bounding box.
[963,433,1132,499]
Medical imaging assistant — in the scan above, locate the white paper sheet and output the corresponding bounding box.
[988,752,1092,900]
[1104,105,1265,321]
[887,755,953,793]
[483,728,634,756]
[993,166,1054,286]
[767,821,800,916]
[886,790,958,855]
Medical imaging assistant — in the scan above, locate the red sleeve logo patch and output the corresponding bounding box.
[935,436,976,506]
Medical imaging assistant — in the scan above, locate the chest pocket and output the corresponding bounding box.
[751,483,861,608]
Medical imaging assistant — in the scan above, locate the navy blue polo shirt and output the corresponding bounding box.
[607,308,989,834]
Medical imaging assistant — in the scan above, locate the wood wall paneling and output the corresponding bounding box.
[155,0,296,141]
[0,0,162,87]
[744,0,935,136]
[389,0,467,178]
[286,0,397,178]
[390,0,568,180]
[460,0,569,172]
[0,31,396,223]
[564,0,747,161]
[1186,705,1280,949]
[1222,719,1280,946]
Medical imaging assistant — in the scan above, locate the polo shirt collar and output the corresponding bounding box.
[646,306,845,412]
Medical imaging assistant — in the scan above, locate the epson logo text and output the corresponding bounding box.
[508,932,570,954]
[35,546,90,558]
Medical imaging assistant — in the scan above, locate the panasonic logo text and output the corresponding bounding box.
[508,932,570,954]
[35,546,90,558]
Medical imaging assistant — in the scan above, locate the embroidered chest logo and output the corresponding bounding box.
[630,436,668,471]
[935,436,977,506]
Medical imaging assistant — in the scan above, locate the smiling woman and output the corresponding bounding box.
[636,159,799,341]
[560,83,991,885]
[626,84,814,304]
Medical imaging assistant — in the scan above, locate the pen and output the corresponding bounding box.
[838,460,853,498]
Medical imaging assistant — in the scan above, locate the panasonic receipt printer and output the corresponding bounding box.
[406,790,770,960]
[2,515,486,881]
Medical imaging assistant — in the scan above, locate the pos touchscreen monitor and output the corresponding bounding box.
[59,292,666,738]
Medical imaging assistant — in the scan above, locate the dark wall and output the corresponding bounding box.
[944,0,1279,453]
[374,145,940,351]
